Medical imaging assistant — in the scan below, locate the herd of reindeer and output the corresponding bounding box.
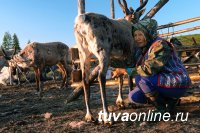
[0,0,199,125]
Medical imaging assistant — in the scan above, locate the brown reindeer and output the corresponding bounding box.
[74,0,168,124]
[10,42,69,97]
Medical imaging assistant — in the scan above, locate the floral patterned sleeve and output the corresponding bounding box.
[136,41,172,77]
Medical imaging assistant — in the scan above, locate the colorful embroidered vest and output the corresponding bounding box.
[138,39,191,88]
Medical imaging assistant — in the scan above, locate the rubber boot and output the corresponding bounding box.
[145,91,166,117]
[166,97,179,115]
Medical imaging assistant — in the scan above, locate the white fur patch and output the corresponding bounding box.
[0,67,10,85]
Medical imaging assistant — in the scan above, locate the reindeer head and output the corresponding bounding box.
[11,44,35,68]
[1,46,16,61]
[1,46,18,68]
[1,46,18,77]
[118,0,148,23]
[12,52,33,68]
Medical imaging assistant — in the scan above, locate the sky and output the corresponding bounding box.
[0,0,200,49]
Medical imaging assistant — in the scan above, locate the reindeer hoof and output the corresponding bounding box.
[85,114,96,123]
[116,101,125,109]
[102,116,114,125]
[99,112,114,125]
[104,120,113,125]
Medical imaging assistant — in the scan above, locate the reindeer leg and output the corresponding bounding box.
[128,75,133,92]
[34,67,43,97]
[34,68,39,92]
[97,51,113,125]
[57,63,67,89]
[80,53,95,122]
[51,67,57,83]
[16,68,21,85]
[62,61,68,88]
[39,68,44,97]
[116,75,125,109]
[9,66,13,85]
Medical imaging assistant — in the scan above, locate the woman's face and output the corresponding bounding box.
[133,30,147,47]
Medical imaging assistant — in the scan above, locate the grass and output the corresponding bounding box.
[175,34,200,46]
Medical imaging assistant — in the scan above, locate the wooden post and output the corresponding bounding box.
[159,26,200,37]
[110,0,115,19]
[158,16,200,30]
[71,48,79,61]
[78,0,85,15]
[143,0,169,19]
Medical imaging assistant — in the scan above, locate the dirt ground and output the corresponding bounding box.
[0,78,200,133]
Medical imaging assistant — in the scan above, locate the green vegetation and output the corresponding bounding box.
[2,32,12,50]
[12,33,21,51]
[1,32,21,50]
[175,34,200,46]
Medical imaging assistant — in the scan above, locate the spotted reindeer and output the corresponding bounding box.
[74,0,168,124]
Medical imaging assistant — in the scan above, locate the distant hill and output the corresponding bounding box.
[175,34,200,46]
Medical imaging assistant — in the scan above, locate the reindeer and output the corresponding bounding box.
[0,47,17,68]
[74,0,154,124]
[1,47,18,85]
[10,42,69,97]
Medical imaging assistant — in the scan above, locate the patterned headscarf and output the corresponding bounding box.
[132,18,158,44]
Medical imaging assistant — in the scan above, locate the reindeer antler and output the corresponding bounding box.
[11,46,17,58]
[136,0,148,12]
[1,46,17,60]
[1,46,10,60]
[118,0,148,23]
[118,0,132,15]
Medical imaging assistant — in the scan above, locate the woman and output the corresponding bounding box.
[128,18,191,113]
